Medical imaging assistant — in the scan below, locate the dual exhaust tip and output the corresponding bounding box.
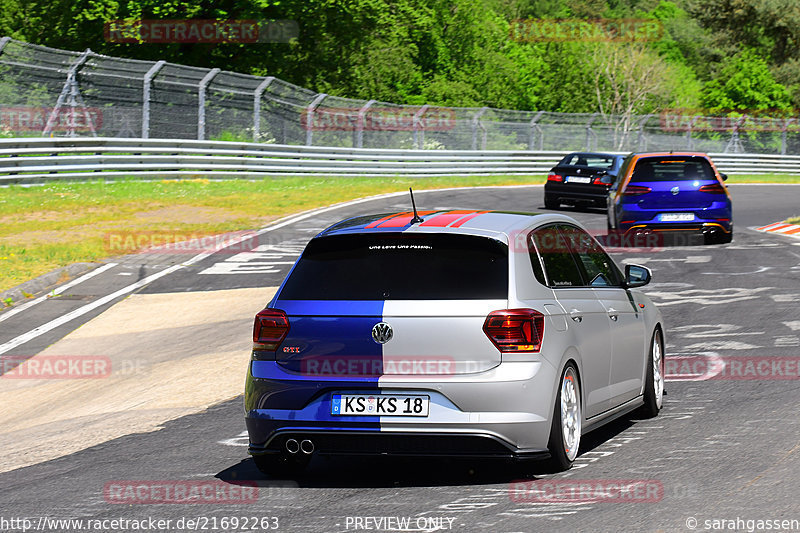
[285,438,314,455]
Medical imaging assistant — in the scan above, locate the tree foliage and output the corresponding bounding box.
[0,0,795,114]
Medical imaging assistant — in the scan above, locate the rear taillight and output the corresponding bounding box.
[623,185,652,196]
[483,309,544,352]
[699,183,726,194]
[592,177,605,185]
[253,309,289,350]
[547,173,563,182]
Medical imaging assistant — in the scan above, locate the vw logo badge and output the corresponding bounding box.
[671,186,680,196]
[372,322,393,344]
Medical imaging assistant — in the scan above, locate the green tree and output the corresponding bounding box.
[700,49,792,112]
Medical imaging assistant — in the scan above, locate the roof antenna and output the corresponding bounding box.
[409,187,424,224]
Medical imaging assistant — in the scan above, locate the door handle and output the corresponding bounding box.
[569,309,583,323]
[607,307,619,321]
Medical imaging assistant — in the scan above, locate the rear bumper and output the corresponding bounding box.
[247,431,550,459]
[545,182,608,204]
[616,203,732,235]
[244,359,557,458]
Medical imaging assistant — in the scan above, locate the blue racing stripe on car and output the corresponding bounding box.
[273,300,384,317]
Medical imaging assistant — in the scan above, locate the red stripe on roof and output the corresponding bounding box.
[420,210,480,227]
[378,211,437,228]
[449,210,489,228]
[365,212,407,229]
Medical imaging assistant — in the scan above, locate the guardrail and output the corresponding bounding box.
[1,138,799,183]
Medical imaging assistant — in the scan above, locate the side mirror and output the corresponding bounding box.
[720,173,728,181]
[625,264,651,288]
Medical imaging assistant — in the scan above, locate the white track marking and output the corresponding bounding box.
[644,287,771,306]
[0,263,118,324]
[0,263,185,355]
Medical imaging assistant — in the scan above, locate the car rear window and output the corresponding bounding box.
[630,156,715,182]
[561,154,616,169]
[279,233,508,300]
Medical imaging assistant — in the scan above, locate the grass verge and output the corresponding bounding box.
[0,175,541,297]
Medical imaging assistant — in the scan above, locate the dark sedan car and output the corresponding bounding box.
[544,152,626,210]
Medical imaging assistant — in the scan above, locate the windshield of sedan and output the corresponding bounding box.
[280,233,508,300]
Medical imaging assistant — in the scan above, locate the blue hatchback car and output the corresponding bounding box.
[606,152,733,244]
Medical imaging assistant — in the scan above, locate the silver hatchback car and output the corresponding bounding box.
[245,208,664,474]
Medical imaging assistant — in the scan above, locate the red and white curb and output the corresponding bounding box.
[756,222,800,238]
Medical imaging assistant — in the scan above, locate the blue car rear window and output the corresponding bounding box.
[630,156,715,182]
[280,233,508,300]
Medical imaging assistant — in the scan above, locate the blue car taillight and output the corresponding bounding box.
[483,309,544,353]
[253,309,289,351]
[699,183,726,194]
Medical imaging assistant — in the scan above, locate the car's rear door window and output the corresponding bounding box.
[279,233,508,300]
[530,226,585,287]
[559,225,623,287]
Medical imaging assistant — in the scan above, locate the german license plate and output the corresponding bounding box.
[566,176,591,184]
[331,394,429,417]
[661,213,695,222]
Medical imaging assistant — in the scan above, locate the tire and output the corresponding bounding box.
[253,454,310,477]
[546,364,581,471]
[544,196,559,210]
[638,328,664,418]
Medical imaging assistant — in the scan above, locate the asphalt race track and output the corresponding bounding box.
[1,184,799,533]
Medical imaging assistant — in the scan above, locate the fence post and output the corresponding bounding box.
[636,114,652,151]
[781,119,789,155]
[0,37,10,55]
[471,107,488,150]
[197,68,221,141]
[528,110,544,150]
[253,76,275,142]
[685,115,696,150]
[305,93,327,146]
[413,105,429,149]
[142,60,166,139]
[355,100,376,148]
[584,113,598,151]
[43,49,95,137]
[724,116,745,153]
